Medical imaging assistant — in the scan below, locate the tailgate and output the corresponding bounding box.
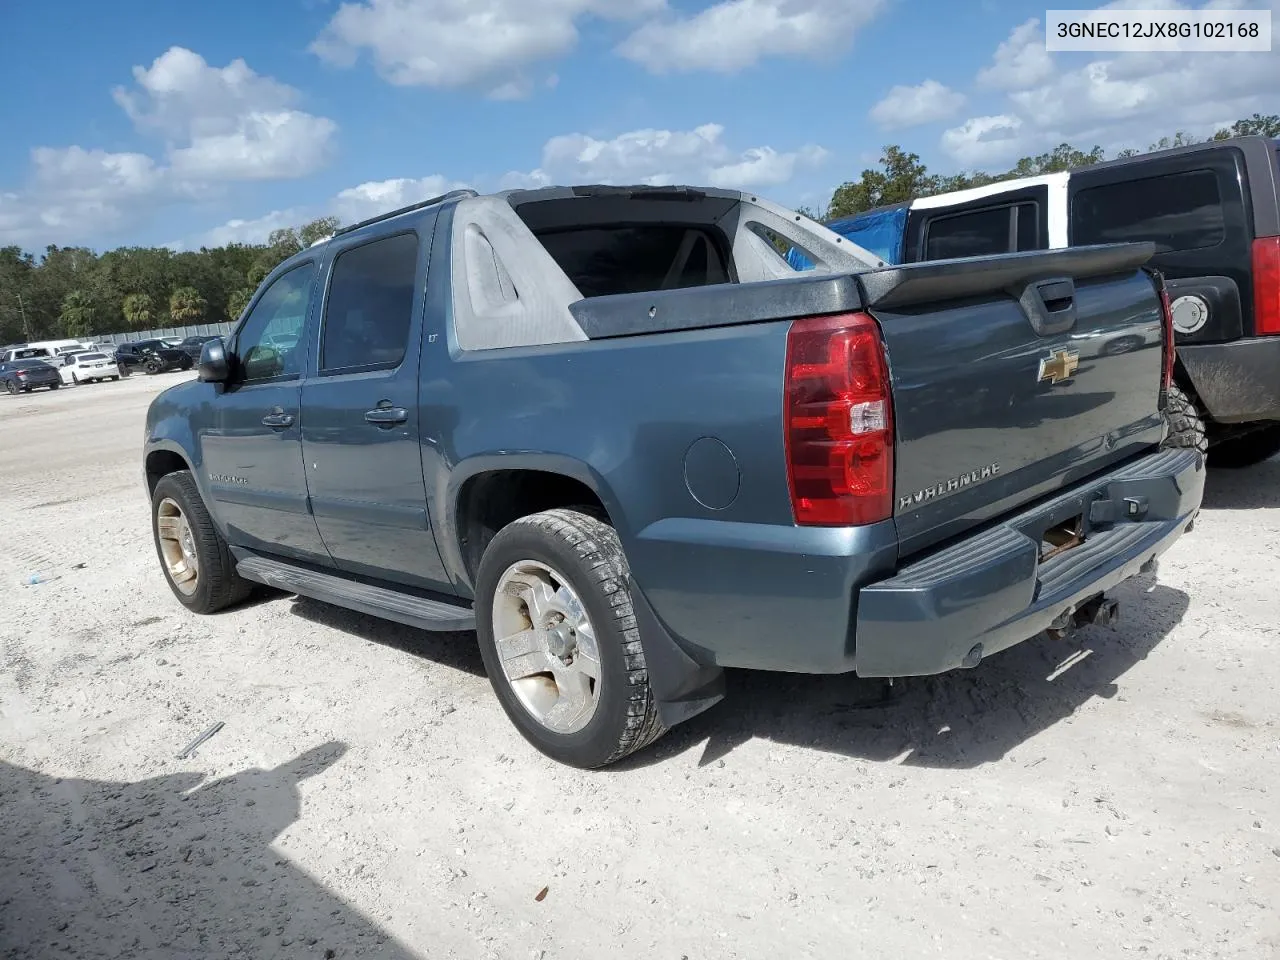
[864,243,1167,557]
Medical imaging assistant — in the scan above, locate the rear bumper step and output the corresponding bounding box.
[234,553,476,632]
[854,446,1204,677]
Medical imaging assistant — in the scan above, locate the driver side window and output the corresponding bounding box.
[235,262,316,382]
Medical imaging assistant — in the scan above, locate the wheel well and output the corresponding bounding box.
[456,470,609,581]
[145,450,190,495]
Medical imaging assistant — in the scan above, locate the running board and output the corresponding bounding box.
[234,554,476,632]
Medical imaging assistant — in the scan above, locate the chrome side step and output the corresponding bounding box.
[235,553,475,632]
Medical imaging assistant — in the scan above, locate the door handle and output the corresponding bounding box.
[364,406,408,426]
[261,411,295,428]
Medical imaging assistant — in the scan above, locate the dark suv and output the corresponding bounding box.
[174,335,221,361]
[116,339,192,375]
[812,136,1280,466]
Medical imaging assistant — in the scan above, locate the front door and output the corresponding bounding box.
[300,225,449,590]
[201,260,332,566]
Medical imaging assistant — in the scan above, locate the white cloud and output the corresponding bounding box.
[940,114,1026,166]
[116,47,336,181]
[510,123,828,189]
[311,0,662,98]
[0,47,338,248]
[331,175,472,223]
[617,0,885,73]
[193,174,474,248]
[869,80,966,130]
[945,0,1280,167]
[976,18,1053,90]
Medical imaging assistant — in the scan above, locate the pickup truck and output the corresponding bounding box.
[143,185,1205,768]
[801,136,1280,467]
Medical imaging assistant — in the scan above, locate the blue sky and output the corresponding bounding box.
[1,0,1275,252]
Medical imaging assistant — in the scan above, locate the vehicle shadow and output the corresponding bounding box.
[633,580,1190,771]
[0,743,423,959]
[1201,457,1280,510]
[287,595,485,677]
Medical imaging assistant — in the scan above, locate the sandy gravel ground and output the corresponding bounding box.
[2,373,1278,960]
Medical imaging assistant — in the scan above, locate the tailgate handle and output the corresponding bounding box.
[1019,277,1077,336]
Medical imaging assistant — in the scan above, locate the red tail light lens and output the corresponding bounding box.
[1158,285,1175,399]
[784,312,894,526]
[1252,236,1280,335]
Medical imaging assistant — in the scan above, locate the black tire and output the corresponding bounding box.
[151,470,253,613]
[179,356,193,370]
[1210,424,1280,469]
[71,373,79,385]
[1162,383,1207,455]
[144,359,162,375]
[474,508,667,768]
[111,375,120,381]
[3,379,15,395]
[49,383,59,390]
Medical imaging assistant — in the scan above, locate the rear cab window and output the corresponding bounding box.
[1072,170,1226,251]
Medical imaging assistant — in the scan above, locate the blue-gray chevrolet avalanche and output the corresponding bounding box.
[143,185,1205,768]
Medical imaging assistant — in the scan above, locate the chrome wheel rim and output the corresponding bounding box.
[156,497,199,596]
[492,560,602,735]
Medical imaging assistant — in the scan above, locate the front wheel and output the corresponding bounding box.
[71,373,79,385]
[1162,384,1207,455]
[143,360,162,375]
[151,470,253,613]
[474,508,667,768]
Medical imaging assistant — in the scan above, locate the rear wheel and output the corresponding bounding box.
[110,375,120,381]
[474,508,667,768]
[1210,424,1280,469]
[5,379,17,395]
[1162,383,1207,455]
[71,373,79,385]
[49,383,59,390]
[151,470,253,613]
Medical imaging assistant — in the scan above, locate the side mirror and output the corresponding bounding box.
[197,338,230,383]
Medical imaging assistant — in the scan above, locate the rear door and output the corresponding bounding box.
[1068,148,1251,342]
[300,221,450,591]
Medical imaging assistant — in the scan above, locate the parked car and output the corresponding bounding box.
[59,351,121,385]
[143,184,1205,768]
[799,135,1280,467]
[2,346,55,363]
[2,358,62,393]
[116,339,192,375]
[174,335,221,362]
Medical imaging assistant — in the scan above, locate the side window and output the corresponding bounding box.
[1014,202,1040,251]
[923,206,1012,260]
[1072,170,1225,252]
[320,232,419,372]
[235,262,316,382]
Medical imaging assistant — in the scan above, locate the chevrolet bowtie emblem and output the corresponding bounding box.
[1038,349,1079,384]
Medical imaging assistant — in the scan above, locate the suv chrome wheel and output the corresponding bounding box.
[156,497,199,595]
[492,559,602,734]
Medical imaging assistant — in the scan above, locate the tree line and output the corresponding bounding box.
[812,113,1280,221]
[0,217,339,345]
[1,113,1277,345]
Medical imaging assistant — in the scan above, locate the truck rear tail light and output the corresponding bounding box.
[784,311,894,526]
[1158,286,1175,405]
[1252,236,1280,335]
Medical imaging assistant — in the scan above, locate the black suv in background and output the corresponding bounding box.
[174,335,221,361]
[819,136,1280,466]
[115,339,192,375]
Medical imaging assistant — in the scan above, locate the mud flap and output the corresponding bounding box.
[628,577,725,728]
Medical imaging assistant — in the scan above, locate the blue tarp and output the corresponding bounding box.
[787,206,909,270]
